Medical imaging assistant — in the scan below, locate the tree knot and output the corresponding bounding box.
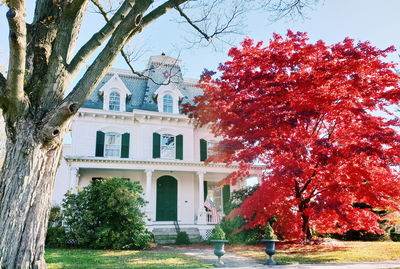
[6,8,16,20]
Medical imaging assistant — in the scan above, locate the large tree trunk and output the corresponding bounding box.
[0,118,63,269]
[301,213,313,242]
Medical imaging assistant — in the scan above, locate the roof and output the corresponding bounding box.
[82,55,203,112]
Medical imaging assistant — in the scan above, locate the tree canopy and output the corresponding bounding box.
[187,31,400,241]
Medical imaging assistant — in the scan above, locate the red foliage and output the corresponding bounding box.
[185,31,400,241]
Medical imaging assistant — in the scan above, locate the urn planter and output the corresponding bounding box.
[210,240,229,267]
[261,239,279,265]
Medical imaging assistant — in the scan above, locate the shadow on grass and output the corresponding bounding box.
[274,254,338,265]
[45,248,213,269]
[226,243,350,265]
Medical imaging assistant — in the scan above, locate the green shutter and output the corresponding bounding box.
[203,181,208,202]
[223,185,231,215]
[121,133,130,158]
[176,134,183,160]
[95,131,105,157]
[153,133,161,158]
[200,139,207,161]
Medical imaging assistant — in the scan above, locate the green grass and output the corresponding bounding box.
[227,241,400,265]
[45,249,213,269]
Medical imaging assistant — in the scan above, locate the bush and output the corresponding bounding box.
[175,231,190,245]
[390,228,400,242]
[210,224,226,240]
[62,178,152,249]
[332,229,387,241]
[219,184,263,244]
[46,206,66,248]
[223,184,259,215]
[263,222,277,240]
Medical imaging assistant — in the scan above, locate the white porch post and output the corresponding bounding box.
[68,166,79,193]
[145,169,154,223]
[197,171,207,224]
[257,175,262,185]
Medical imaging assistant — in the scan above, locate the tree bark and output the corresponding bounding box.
[301,212,313,242]
[0,118,64,269]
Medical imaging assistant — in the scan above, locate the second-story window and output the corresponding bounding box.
[105,132,121,157]
[161,134,175,159]
[109,91,121,111]
[163,94,173,113]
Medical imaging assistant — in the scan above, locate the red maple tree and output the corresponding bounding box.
[186,31,400,241]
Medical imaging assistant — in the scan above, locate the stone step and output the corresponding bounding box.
[155,234,201,240]
[153,227,203,244]
[152,228,200,235]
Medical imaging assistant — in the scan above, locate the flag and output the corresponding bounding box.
[204,197,221,223]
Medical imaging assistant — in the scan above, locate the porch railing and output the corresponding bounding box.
[206,211,223,224]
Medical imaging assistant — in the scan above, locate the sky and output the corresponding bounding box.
[1,1,400,80]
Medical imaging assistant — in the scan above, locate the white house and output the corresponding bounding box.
[53,54,263,242]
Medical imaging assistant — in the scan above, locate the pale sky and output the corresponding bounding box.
[1,1,400,79]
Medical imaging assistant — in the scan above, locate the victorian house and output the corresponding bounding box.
[52,54,262,242]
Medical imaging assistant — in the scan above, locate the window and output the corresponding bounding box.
[104,132,121,157]
[161,134,175,159]
[163,94,173,113]
[109,91,120,111]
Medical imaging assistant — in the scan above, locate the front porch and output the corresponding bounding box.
[55,157,263,240]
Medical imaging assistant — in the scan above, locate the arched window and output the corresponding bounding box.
[104,132,121,157]
[163,94,173,113]
[109,91,120,111]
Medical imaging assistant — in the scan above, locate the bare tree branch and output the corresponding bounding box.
[91,0,182,85]
[262,0,317,21]
[89,0,141,76]
[174,0,245,47]
[175,6,211,41]
[68,0,136,76]
[5,0,29,116]
[40,1,154,140]
[38,0,90,107]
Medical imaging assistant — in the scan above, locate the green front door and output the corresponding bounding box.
[156,176,177,221]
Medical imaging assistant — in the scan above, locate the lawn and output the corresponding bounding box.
[227,241,400,265]
[45,248,213,269]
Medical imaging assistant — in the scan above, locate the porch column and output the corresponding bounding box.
[257,175,262,185]
[68,166,79,193]
[197,171,207,224]
[145,169,154,222]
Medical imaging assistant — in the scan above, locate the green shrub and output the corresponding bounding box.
[263,222,277,240]
[210,224,226,240]
[62,178,152,249]
[175,231,191,245]
[219,184,263,244]
[390,228,400,242]
[46,206,67,248]
[334,229,388,241]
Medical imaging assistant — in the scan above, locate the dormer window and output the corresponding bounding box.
[154,83,183,114]
[163,94,173,113]
[109,92,121,111]
[98,74,131,112]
